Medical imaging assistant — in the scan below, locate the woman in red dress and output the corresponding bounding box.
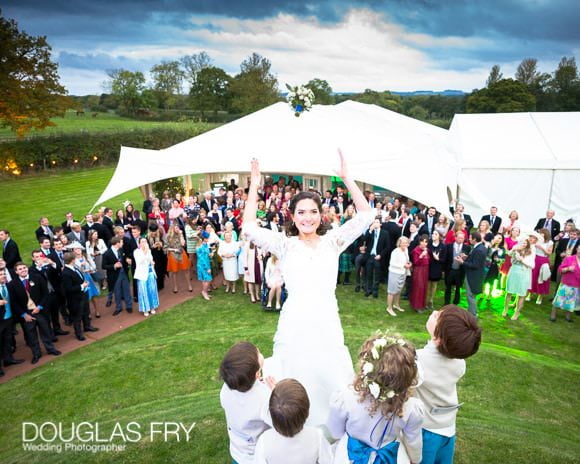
[410,235,431,312]
[500,226,520,289]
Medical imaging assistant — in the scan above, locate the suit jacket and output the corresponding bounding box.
[7,274,48,320]
[417,223,429,238]
[61,220,75,235]
[61,266,87,313]
[2,239,22,269]
[424,215,439,236]
[102,216,115,238]
[401,218,412,238]
[201,199,215,213]
[381,221,402,254]
[443,243,471,280]
[35,225,54,242]
[534,218,561,240]
[449,206,474,231]
[66,230,86,244]
[92,222,112,245]
[363,229,391,269]
[123,236,140,271]
[102,247,128,289]
[321,197,336,210]
[481,215,502,235]
[463,242,487,295]
[29,262,61,296]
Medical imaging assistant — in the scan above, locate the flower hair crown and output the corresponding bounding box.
[360,332,408,402]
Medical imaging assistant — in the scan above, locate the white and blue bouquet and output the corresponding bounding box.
[286,84,315,117]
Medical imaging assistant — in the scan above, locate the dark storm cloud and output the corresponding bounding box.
[4,0,580,42]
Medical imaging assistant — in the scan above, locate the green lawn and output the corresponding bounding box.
[0,110,215,141]
[0,287,578,463]
[0,168,578,463]
[0,166,145,259]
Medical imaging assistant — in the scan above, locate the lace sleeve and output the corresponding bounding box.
[330,210,374,253]
[243,222,284,258]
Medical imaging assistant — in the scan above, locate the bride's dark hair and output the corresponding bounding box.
[285,192,330,237]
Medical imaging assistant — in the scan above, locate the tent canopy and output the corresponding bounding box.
[448,112,580,227]
[95,100,457,215]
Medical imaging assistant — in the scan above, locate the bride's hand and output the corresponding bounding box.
[334,148,349,179]
[250,158,261,186]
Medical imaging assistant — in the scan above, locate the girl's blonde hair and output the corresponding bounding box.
[353,334,417,418]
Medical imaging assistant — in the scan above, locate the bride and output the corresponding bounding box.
[243,150,373,425]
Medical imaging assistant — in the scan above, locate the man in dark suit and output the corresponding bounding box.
[457,232,487,317]
[7,262,61,363]
[415,213,429,237]
[443,231,471,305]
[223,209,240,234]
[133,211,148,234]
[333,185,350,206]
[424,207,439,236]
[322,190,336,210]
[363,217,391,298]
[401,214,412,238]
[0,268,24,376]
[381,210,402,253]
[61,212,75,235]
[123,226,141,302]
[35,217,55,242]
[29,249,69,337]
[102,237,133,315]
[61,253,98,341]
[66,223,86,244]
[102,208,115,241]
[0,230,22,278]
[200,192,215,213]
[451,203,474,231]
[480,206,502,235]
[534,210,561,240]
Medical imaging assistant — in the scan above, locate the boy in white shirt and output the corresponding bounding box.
[254,379,333,464]
[220,342,274,464]
[416,305,482,464]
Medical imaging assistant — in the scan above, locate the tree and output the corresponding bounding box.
[548,57,580,111]
[486,65,503,87]
[230,53,279,114]
[189,66,231,117]
[106,69,147,115]
[181,52,211,88]
[467,78,536,113]
[305,78,334,104]
[0,12,71,136]
[515,58,541,86]
[150,60,185,109]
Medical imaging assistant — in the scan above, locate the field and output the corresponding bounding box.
[0,110,214,141]
[0,168,578,463]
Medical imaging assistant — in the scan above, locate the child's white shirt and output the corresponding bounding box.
[254,426,333,464]
[416,341,466,436]
[220,380,272,464]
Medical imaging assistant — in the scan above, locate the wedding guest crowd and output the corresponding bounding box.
[0,177,577,378]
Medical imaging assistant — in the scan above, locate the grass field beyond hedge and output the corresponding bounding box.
[0,168,578,464]
[0,110,206,140]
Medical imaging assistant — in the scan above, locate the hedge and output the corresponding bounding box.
[0,124,216,176]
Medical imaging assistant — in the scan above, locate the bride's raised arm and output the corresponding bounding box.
[242,158,284,257]
[334,149,374,250]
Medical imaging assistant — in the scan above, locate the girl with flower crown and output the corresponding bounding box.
[327,333,424,464]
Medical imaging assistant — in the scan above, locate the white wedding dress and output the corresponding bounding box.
[244,210,373,425]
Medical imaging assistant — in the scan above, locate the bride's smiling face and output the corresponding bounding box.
[292,198,321,235]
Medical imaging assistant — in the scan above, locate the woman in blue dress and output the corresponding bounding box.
[196,231,213,300]
[134,237,159,317]
[72,243,101,318]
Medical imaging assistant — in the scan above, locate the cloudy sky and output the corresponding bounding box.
[4,0,580,95]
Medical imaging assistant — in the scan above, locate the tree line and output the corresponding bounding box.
[2,9,580,138]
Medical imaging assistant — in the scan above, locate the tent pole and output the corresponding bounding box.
[547,169,556,211]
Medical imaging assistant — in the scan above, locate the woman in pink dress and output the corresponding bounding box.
[410,235,430,312]
[500,226,520,289]
[528,229,553,304]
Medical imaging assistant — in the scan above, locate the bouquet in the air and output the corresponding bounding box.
[286,84,315,117]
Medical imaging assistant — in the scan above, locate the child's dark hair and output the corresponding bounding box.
[219,342,260,392]
[434,305,482,359]
[269,379,310,437]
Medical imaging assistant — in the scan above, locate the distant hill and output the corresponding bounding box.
[333,90,466,97]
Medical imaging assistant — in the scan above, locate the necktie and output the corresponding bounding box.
[23,279,30,292]
[491,216,495,227]
[1,284,6,299]
[545,219,551,229]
